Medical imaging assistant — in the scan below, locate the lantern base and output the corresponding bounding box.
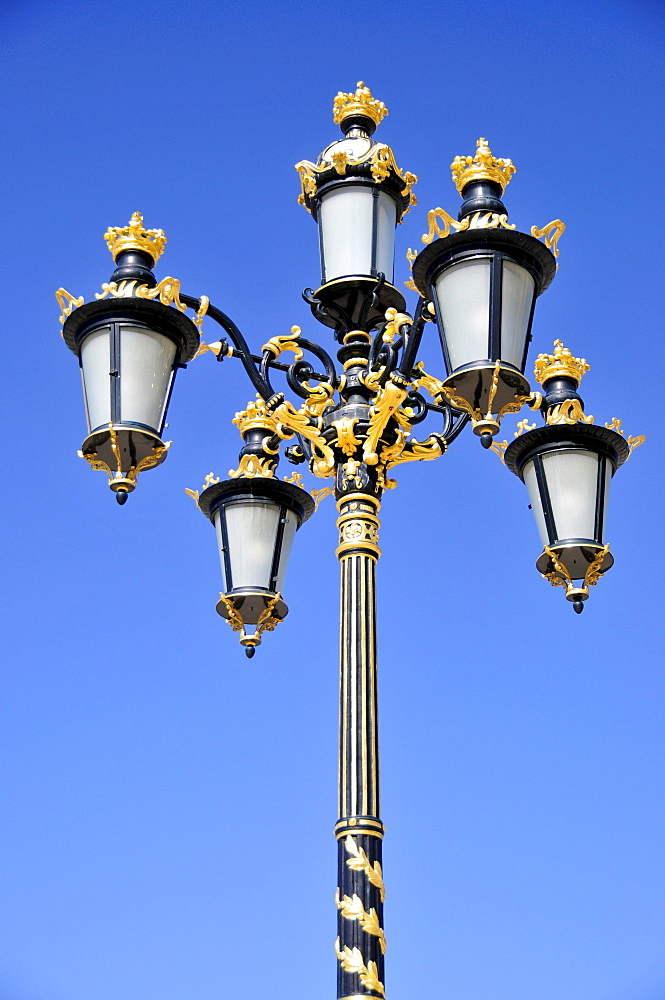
[80,424,170,493]
[440,362,531,430]
[536,541,614,608]
[309,276,405,333]
[216,589,288,626]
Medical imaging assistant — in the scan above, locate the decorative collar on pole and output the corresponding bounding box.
[103,211,167,263]
[450,138,516,194]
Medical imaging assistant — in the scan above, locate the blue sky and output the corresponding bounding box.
[1,1,664,999]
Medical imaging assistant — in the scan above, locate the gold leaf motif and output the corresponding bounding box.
[344,835,385,902]
[228,454,276,479]
[363,379,410,466]
[311,486,334,511]
[333,417,361,457]
[421,207,469,245]
[584,545,610,587]
[627,434,646,456]
[546,399,594,425]
[135,276,188,312]
[335,890,387,954]
[184,488,200,504]
[514,419,537,437]
[262,326,305,361]
[334,939,385,997]
[489,439,508,462]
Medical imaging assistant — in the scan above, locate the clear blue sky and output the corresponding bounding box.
[1,2,663,999]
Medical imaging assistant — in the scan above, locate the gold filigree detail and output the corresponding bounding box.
[489,439,508,462]
[584,545,610,587]
[135,276,187,312]
[311,486,334,510]
[192,296,209,331]
[604,419,646,458]
[203,472,221,489]
[421,207,470,245]
[413,362,446,401]
[332,81,388,128]
[295,143,417,217]
[515,419,537,437]
[218,593,245,632]
[546,399,594,425]
[382,307,412,343]
[218,592,283,650]
[542,544,610,592]
[103,211,167,263]
[126,443,170,483]
[531,219,566,259]
[271,398,336,479]
[283,472,305,487]
[363,378,410,466]
[333,418,361,457]
[184,488,200,504]
[262,326,305,361]
[55,287,84,325]
[193,340,225,359]
[344,835,385,902]
[450,137,516,194]
[228,454,276,479]
[534,340,590,386]
[335,890,386,954]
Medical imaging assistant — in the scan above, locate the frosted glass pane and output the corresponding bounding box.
[375,190,397,281]
[500,261,535,369]
[434,258,490,371]
[80,327,112,432]
[275,511,298,591]
[319,185,374,282]
[523,460,550,546]
[119,325,176,431]
[542,449,600,541]
[225,501,281,590]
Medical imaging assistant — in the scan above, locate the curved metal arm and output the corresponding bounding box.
[396,297,428,381]
[180,293,275,401]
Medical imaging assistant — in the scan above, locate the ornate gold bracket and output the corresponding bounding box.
[546,399,594,425]
[218,592,283,652]
[262,326,305,361]
[542,544,610,594]
[363,377,410,466]
[421,208,516,245]
[55,287,85,326]
[270,397,336,479]
[531,219,566,258]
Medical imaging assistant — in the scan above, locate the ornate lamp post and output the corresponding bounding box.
[56,83,643,1000]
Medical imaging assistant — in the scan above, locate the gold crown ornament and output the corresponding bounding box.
[332,81,388,129]
[534,340,591,386]
[450,138,516,195]
[103,211,167,263]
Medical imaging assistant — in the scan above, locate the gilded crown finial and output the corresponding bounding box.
[450,138,516,195]
[534,339,591,386]
[103,211,167,264]
[332,81,388,129]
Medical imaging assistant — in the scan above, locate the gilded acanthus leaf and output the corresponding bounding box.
[344,835,385,902]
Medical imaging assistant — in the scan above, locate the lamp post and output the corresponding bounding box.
[56,82,643,1000]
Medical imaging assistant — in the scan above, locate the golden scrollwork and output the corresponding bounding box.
[335,890,387,954]
[344,835,385,902]
[534,339,590,386]
[514,419,537,437]
[184,488,200,505]
[332,81,388,129]
[363,378,410,466]
[55,287,85,325]
[333,418,361,457]
[203,472,221,488]
[104,211,167,263]
[193,340,226,359]
[542,544,610,591]
[193,295,209,331]
[546,399,594,425]
[531,219,566,258]
[421,207,470,245]
[450,137,516,194]
[311,486,334,510]
[584,545,611,587]
[413,361,446,401]
[218,592,283,648]
[262,325,305,361]
[283,472,305,487]
[271,398,336,478]
[217,593,245,632]
[334,939,385,997]
[604,419,646,458]
[126,443,170,483]
[295,142,417,218]
[228,454,276,479]
[382,307,412,344]
[467,211,516,231]
[134,276,187,312]
[489,439,509,462]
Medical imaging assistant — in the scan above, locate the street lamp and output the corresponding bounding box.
[56,82,643,1000]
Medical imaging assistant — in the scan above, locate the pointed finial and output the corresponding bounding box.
[332,81,388,130]
[450,138,516,195]
[534,340,591,386]
[103,211,167,263]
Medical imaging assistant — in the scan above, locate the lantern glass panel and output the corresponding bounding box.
[433,257,490,371]
[119,324,176,432]
[222,500,281,591]
[319,185,396,283]
[80,325,112,432]
[500,261,535,369]
[523,450,610,545]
